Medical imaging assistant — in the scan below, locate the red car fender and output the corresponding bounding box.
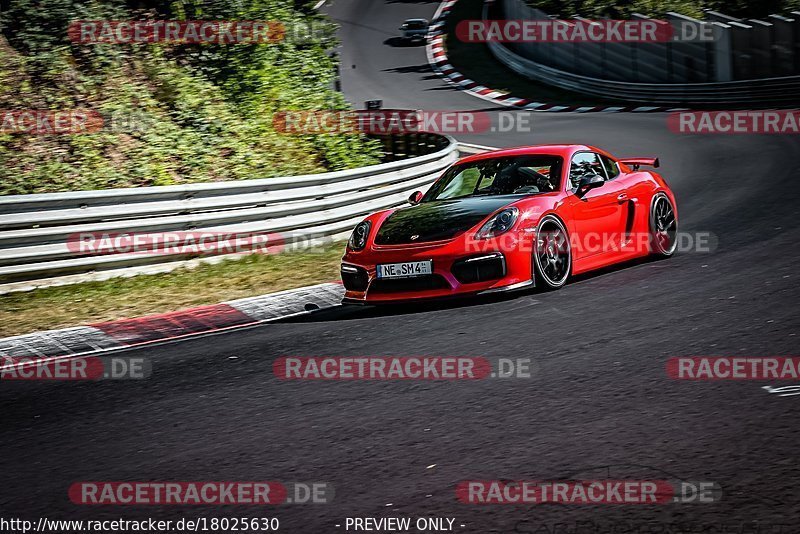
[638,171,679,232]
[361,209,395,250]
[511,199,573,269]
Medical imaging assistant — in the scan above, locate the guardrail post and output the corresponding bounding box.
[747,18,774,78]
[632,13,670,83]
[380,135,394,162]
[793,12,800,74]
[711,22,733,81]
[666,13,713,82]
[728,21,754,80]
[769,15,796,77]
[572,16,606,79]
[408,134,420,157]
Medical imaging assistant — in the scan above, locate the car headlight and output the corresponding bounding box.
[475,208,519,239]
[348,221,372,250]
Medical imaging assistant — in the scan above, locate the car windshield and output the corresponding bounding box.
[405,21,428,29]
[423,155,563,202]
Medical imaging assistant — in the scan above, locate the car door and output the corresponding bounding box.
[598,153,638,251]
[566,151,628,259]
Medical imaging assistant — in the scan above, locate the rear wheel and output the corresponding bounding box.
[533,216,571,289]
[650,193,677,257]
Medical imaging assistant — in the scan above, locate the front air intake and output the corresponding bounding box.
[451,253,506,284]
[341,265,369,291]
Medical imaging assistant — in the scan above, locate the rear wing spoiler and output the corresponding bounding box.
[619,157,659,170]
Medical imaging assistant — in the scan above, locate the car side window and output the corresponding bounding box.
[569,152,604,188]
[438,167,481,198]
[600,154,620,180]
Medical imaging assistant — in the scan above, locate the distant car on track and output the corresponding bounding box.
[341,144,678,304]
[398,18,430,43]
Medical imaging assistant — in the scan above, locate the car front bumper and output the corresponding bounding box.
[340,237,533,304]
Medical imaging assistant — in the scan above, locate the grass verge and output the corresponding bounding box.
[0,243,345,338]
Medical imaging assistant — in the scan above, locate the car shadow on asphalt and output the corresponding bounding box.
[569,254,665,284]
[383,37,426,47]
[278,291,522,324]
[383,63,433,73]
[276,255,668,324]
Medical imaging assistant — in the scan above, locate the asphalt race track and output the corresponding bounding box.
[2,0,800,532]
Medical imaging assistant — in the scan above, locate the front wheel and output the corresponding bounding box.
[533,215,571,290]
[650,193,678,257]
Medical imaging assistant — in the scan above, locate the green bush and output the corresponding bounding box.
[0,0,382,195]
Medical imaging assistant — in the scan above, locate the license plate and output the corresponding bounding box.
[376,260,433,279]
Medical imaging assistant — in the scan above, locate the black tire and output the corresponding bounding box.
[650,193,678,257]
[533,215,571,289]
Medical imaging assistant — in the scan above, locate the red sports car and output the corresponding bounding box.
[341,144,677,304]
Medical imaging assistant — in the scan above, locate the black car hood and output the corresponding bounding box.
[374,196,518,245]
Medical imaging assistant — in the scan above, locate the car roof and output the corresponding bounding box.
[456,144,606,164]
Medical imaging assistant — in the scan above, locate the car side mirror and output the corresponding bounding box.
[575,173,604,197]
[399,25,407,30]
[408,191,423,205]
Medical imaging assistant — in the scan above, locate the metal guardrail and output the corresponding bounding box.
[488,40,800,105]
[0,134,469,288]
[487,0,800,105]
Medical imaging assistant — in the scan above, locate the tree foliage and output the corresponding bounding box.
[0,0,382,194]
